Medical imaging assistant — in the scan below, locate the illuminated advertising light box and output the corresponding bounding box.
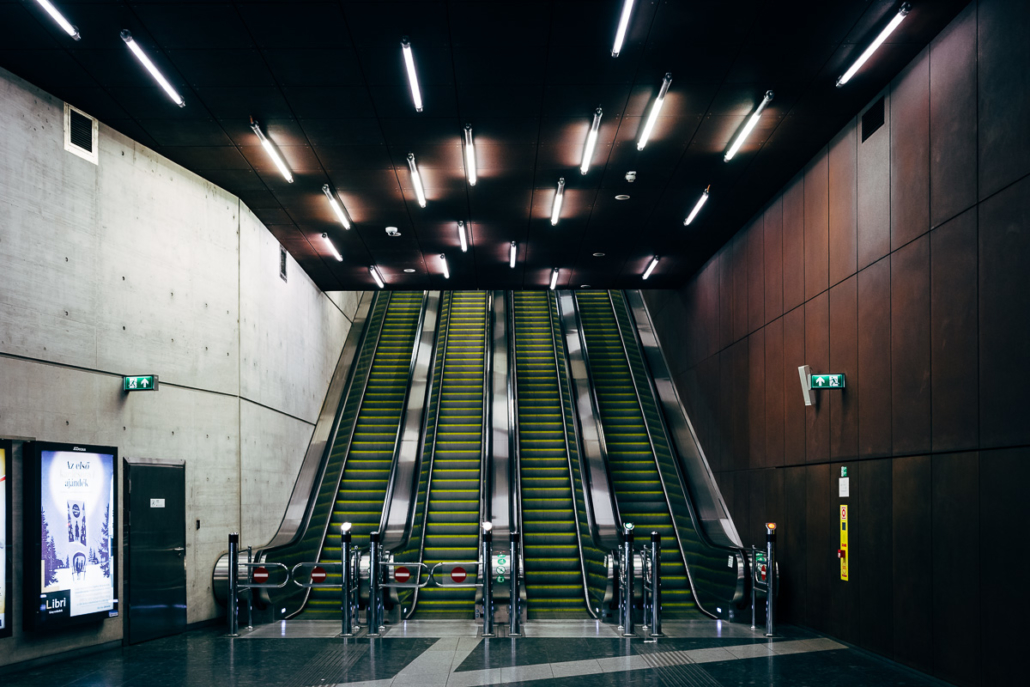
[24,442,118,630]
[1,439,11,637]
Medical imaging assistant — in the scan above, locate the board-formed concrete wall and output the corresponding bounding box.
[0,66,362,665]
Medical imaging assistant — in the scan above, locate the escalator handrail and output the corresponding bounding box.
[544,291,598,618]
[477,291,495,555]
[600,289,706,615]
[508,291,523,543]
[256,291,377,555]
[380,291,437,551]
[558,291,622,552]
[623,289,747,579]
[403,291,453,618]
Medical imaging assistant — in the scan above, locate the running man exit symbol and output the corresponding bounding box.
[811,374,846,389]
[123,375,159,391]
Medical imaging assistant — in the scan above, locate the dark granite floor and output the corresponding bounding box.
[2,622,953,687]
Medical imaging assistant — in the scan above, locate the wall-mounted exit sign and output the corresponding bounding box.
[123,375,158,391]
[811,374,845,389]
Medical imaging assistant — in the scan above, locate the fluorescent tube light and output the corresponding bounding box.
[549,267,560,291]
[551,178,565,226]
[457,221,468,253]
[637,73,672,150]
[407,153,426,208]
[643,255,659,280]
[401,37,423,112]
[36,1,79,40]
[464,123,477,186]
[581,107,603,175]
[369,265,385,289]
[440,253,450,279]
[321,233,343,262]
[322,184,351,229]
[250,118,293,183]
[121,30,184,108]
[684,186,710,226]
[509,241,517,268]
[612,0,636,57]
[838,3,911,87]
[724,90,773,162]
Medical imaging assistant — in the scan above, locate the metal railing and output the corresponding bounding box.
[750,523,778,637]
[226,533,289,637]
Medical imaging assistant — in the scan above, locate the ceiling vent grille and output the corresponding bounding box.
[63,103,98,164]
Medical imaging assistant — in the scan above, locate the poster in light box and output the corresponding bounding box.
[25,442,118,630]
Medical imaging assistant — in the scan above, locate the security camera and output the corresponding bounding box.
[386,226,400,237]
[625,171,637,183]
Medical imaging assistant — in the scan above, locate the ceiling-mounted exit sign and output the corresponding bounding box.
[123,375,158,391]
[811,374,845,389]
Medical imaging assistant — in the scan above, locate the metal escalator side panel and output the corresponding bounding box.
[621,289,747,607]
[381,291,441,552]
[490,290,513,541]
[556,290,621,552]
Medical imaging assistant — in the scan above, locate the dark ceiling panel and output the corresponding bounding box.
[0,0,968,291]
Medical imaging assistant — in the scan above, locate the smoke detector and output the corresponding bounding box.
[386,226,400,237]
[625,171,636,183]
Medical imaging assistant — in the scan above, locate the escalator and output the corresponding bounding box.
[299,291,426,618]
[512,291,590,618]
[410,291,490,618]
[575,290,698,618]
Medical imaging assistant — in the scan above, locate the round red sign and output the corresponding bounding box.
[395,566,411,583]
[252,566,269,584]
[451,566,467,583]
[310,566,327,584]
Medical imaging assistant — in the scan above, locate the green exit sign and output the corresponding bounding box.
[123,375,158,391]
[811,374,845,389]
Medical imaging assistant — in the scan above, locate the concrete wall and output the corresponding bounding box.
[643,2,1028,685]
[0,66,362,665]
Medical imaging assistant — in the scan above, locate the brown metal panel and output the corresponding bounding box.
[748,329,765,469]
[781,466,807,624]
[858,458,893,657]
[729,339,750,471]
[929,3,977,229]
[804,152,829,301]
[828,461,858,644]
[890,48,930,250]
[804,463,831,633]
[733,470,751,544]
[931,209,979,452]
[931,452,980,687]
[748,470,767,547]
[891,235,932,455]
[829,276,859,459]
[978,175,1030,448]
[892,454,933,673]
[857,89,891,270]
[980,447,1030,685]
[828,118,858,286]
[978,0,1030,201]
[783,306,806,466]
[716,349,733,473]
[858,257,892,457]
[805,292,830,463]
[764,317,785,468]
[699,356,720,471]
[732,233,749,343]
[782,175,806,311]
[747,216,765,333]
[764,197,784,323]
[719,249,734,351]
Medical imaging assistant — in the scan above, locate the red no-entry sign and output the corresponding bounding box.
[310,566,327,584]
[252,566,269,584]
[451,566,467,583]
[395,566,411,583]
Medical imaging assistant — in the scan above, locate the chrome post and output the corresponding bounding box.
[245,546,253,629]
[341,523,354,636]
[482,528,494,637]
[369,531,383,636]
[649,531,661,638]
[765,523,777,637]
[510,532,522,636]
[622,529,634,637]
[227,533,239,637]
[750,545,757,631]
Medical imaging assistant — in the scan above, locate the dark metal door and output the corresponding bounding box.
[124,459,186,645]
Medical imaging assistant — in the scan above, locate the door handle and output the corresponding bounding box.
[172,547,186,553]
